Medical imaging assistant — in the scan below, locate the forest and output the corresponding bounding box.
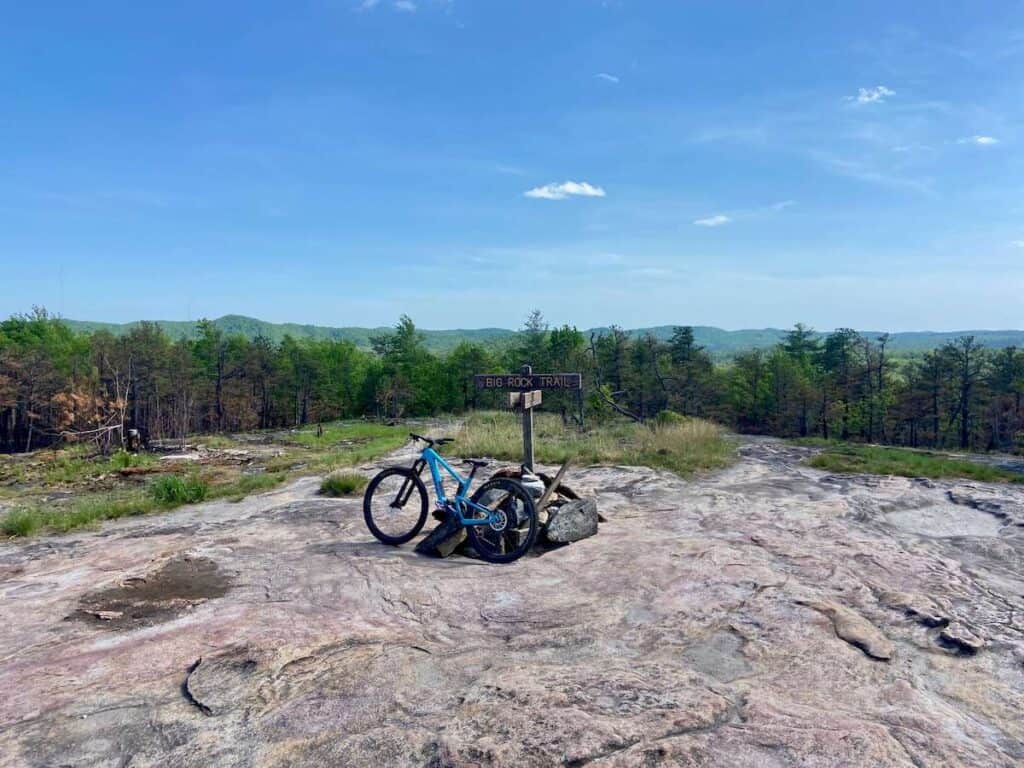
[1,308,1022,455]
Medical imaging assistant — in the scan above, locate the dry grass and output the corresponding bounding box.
[454,411,734,478]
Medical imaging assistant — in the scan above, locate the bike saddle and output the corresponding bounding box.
[409,433,454,446]
[463,458,490,468]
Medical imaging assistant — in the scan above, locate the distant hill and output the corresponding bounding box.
[65,315,517,353]
[62,315,1024,357]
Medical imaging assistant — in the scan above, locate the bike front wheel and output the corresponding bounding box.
[363,468,429,545]
[465,478,538,563]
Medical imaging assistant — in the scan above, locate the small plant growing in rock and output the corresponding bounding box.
[151,475,209,505]
[319,472,368,497]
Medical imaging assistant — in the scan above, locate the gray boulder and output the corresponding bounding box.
[545,498,599,543]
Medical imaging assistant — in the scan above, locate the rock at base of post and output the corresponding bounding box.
[414,515,467,558]
[544,498,599,544]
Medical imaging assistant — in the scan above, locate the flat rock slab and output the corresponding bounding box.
[2,442,1024,767]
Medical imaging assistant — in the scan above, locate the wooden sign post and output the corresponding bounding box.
[474,365,582,471]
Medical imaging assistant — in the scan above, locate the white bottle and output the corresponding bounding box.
[519,467,545,499]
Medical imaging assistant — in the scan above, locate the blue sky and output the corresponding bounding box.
[2,1,1022,331]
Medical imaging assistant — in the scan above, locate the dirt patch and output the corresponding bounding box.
[73,555,230,630]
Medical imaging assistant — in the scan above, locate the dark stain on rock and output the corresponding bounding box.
[73,555,230,630]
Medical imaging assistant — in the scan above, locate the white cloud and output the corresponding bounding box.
[357,0,380,9]
[1012,240,1024,248]
[595,72,620,84]
[694,214,731,227]
[851,85,895,104]
[769,200,795,211]
[957,135,999,145]
[394,0,416,10]
[523,181,606,200]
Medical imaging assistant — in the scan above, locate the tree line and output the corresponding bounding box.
[1,309,1022,454]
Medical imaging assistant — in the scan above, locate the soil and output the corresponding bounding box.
[73,555,230,630]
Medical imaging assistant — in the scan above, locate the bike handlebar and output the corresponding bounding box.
[409,433,454,446]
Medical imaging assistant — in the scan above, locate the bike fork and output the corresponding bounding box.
[396,459,426,506]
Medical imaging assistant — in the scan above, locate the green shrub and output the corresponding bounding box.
[654,409,686,426]
[319,472,368,497]
[151,475,209,505]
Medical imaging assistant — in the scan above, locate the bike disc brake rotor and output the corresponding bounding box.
[488,508,509,532]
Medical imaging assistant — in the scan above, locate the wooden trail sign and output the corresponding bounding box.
[474,372,581,391]
[508,390,542,410]
[472,365,581,470]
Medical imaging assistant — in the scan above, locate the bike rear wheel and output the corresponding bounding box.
[363,468,428,545]
[465,478,538,563]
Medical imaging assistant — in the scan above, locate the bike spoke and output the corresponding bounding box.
[466,479,537,562]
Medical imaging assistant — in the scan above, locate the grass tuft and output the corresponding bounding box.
[1,508,43,537]
[214,472,286,502]
[151,475,209,504]
[319,472,368,496]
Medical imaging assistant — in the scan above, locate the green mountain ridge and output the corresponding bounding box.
[62,315,1024,356]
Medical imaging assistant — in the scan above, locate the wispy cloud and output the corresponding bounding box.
[850,85,895,105]
[356,0,380,9]
[957,135,999,146]
[595,72,620,84]
[693,201,793,228]
[810,151,932,194]
[394,0,416,10]
[694,214,731,227]
[524,181,606,200]
[1012,240,1024,248]
[495,164,528,176]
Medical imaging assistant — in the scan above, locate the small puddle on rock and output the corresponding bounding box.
[73,555,230,630]
[884,504,1004,538]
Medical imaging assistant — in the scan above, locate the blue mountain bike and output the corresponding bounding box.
[363,433,538,563]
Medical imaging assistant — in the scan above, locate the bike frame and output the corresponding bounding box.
[413,446,499,526]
